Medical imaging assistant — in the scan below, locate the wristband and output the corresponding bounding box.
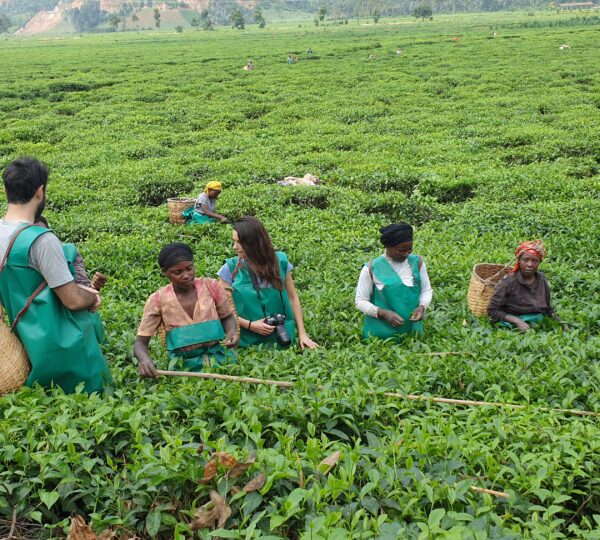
[248,321,253,331]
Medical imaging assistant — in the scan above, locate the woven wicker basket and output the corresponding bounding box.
[167,198,195,225]
[0,318,30,395]
[467,263,512,317]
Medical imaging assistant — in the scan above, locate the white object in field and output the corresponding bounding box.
[278,173,321,187]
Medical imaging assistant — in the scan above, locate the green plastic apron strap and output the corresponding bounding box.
[363,254,423,341]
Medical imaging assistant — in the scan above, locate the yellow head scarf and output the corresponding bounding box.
[204,181,222,193]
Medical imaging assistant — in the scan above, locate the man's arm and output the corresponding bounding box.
[53,281,98,311]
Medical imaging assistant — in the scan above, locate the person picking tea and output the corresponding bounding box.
[488,240,566,331]
[134,243,239,377]
[356,222,433,340]
[183,181,228,225]
[217,216,318,350]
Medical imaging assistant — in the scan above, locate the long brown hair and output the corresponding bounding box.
[234,216,284,290]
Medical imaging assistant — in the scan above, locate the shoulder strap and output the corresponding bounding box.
[419,255,423,269]
[0,224,32,275]
[230,259,243,282]
[367,259,374,281]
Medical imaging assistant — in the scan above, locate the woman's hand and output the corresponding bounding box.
[299,334,319,350]
[219,216,229,224]
[224,331,239,348]
[409,305,425,321]
[515,320,531,332]
[250,320,275,336]
[139,358,158,378]
[378,308,404,327]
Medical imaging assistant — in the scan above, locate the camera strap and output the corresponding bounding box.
[247,267,287,319]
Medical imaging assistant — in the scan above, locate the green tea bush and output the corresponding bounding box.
[0,13,599,538]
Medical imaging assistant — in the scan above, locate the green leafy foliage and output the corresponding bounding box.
[0,11,599,539]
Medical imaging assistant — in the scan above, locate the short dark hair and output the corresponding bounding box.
[2,157,49,204]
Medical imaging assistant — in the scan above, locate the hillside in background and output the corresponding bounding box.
[0,0,572,35]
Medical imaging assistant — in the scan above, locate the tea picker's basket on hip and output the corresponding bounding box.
[0,315,30,395]
[467,263,512,317]
[167,198,195,225]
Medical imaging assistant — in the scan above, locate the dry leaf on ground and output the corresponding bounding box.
[210,490,232,528]
[67,516,96,540]
[199,458,218,484]
[243,473,266,492]
[318,450,341,475]
[229,454,256,478]
[214,452,237,468]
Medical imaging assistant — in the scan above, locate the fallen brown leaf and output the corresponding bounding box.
[199,458,218,484]
[67,516,96,540]
[191,508,218,531]
[210,490,232,528]
[243,473,266,493]
[230,486,242,495]
[214,452,238,468]
[229,454,256,478]
[318,450,341,475]
[97,530,117,540]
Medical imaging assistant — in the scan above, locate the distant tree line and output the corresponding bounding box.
[255,0,555,18]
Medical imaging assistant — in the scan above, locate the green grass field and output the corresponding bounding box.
[1,11,599,539]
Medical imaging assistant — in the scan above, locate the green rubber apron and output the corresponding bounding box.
[0,225,111,394]
[362,254,424,340]
[62,243,105,344]
[182,207,217,226]
[499,313,545,328]
[165,319,235,371]
[226,251,295,348]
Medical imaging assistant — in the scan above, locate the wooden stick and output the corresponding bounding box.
[470,486,509,498]
[156,370,293,388]
[155,370,600,417]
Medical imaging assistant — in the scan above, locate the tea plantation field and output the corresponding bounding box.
[1,12,599,539]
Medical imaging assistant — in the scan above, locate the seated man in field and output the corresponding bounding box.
[134,243,239,377]
[488,240,566,331]
[355,223,433,341]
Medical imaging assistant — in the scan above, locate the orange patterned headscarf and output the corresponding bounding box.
[513,240,546,272]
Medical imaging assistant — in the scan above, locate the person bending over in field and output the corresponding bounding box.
[0,157,110,394]
[183,181,228,225]
[218,216,318,350]
[488,240,566,331]
[356,222,433,340]
[134,243,239,378]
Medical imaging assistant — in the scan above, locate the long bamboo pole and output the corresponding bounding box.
[155,370,600,417]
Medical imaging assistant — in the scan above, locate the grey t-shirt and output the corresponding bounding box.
[0,220,74,289]
[194,192,216,214]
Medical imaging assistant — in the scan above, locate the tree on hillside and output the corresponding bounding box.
[0,14,11,34]
[191,16,200,29]
[68,1,106,32]
[230,7,245,29]
[373,9,380,22]
[153,7,161,28]
[109,13,120,31]
[318,6,327,21]
[414,3,433,19]
[253,8,266,28]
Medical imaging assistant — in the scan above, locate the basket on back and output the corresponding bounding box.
[167,198,195,225]
[467,263,512,317]
[0,317,30,395]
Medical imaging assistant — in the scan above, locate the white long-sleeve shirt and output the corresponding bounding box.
[355,254,433,318]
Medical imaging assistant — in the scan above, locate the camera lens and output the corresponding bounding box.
[275,325,292,348]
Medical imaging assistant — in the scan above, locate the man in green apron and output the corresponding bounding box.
[0,158,111,394]
[355,222,433,341]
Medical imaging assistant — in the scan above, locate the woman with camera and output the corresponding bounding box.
[217,216,318,350]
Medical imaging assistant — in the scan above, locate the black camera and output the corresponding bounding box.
[264,314,292,348]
